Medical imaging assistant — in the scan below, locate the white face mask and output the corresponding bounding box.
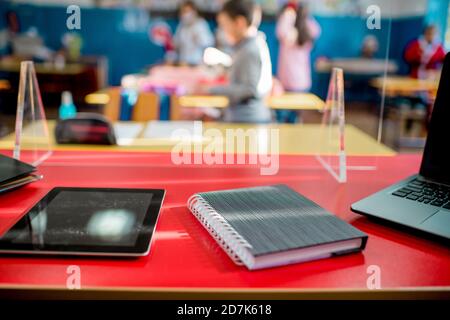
[181,11,196,25]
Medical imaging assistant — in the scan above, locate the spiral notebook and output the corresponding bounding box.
[187,185,368,270]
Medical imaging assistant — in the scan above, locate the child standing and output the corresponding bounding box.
[173,1,214,66]
[404,25,446,79]
[209,0,273,123]
[276,1,320,123]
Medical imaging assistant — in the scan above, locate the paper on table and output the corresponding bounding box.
[143,121,203,142]
[113,123,144,146]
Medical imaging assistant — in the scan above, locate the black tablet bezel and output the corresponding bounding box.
[0,187,165,256]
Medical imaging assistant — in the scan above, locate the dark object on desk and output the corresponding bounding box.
[0,154,42,193]
[0,55,108,109]
[0,187,165,257]
[55,113,116,145]
[352,53,450,241]
[188,185,367,270]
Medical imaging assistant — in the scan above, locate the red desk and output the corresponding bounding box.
[0,151,449,299]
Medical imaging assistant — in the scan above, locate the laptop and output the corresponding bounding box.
[351,53,450,240]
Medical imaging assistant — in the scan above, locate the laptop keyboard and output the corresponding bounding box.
[392,179,450,210]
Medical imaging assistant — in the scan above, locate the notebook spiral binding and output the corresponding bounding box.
[187,194,253,267]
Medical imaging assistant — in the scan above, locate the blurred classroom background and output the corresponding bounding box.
[0,0,448,151]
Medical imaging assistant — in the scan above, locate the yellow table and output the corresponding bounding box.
[371,76,439,148]
[178,93,325,111]
[85,91,325,121]
[0,121,395,156]
[316,58,398,75]
[0,59,86,76]
[0,80,10,90]
[371,76,439,98]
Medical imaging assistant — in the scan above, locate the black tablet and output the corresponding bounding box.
[0,187,165,257]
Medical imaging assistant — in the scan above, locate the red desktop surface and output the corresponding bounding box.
[0,151,449,292]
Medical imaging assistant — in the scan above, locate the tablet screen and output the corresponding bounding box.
[0,187,165,256]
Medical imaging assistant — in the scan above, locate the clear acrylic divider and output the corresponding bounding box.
[316,68,347,183]
[313,2,397,182]
[13,61,52,166]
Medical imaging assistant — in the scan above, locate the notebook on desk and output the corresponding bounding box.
[188,185,368,270]
[0,154,42,194]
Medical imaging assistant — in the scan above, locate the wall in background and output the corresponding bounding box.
[0,4,166,85]
[426,0,450,40]
[0,2,437,96]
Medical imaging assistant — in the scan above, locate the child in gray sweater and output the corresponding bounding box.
[210,0,273,123]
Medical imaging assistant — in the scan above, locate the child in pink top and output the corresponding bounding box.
[276,2,321,122]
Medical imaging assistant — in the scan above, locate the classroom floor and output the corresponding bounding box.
[0,102,423,153]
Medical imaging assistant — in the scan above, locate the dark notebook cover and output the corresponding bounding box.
[197,184,368,257]
[0,154,36,184]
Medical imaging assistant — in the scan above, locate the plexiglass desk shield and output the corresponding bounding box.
[13,61,52,166]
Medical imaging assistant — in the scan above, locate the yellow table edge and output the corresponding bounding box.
[178,93,325,111]
[0,122,396,157]
[0,284,448,300]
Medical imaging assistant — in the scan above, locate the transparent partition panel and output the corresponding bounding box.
[13,61,52,166]
[375,1,442,153]
[309,0,398,181]
[316,68,346,183]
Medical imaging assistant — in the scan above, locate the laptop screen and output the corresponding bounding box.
[420,53,450,185]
